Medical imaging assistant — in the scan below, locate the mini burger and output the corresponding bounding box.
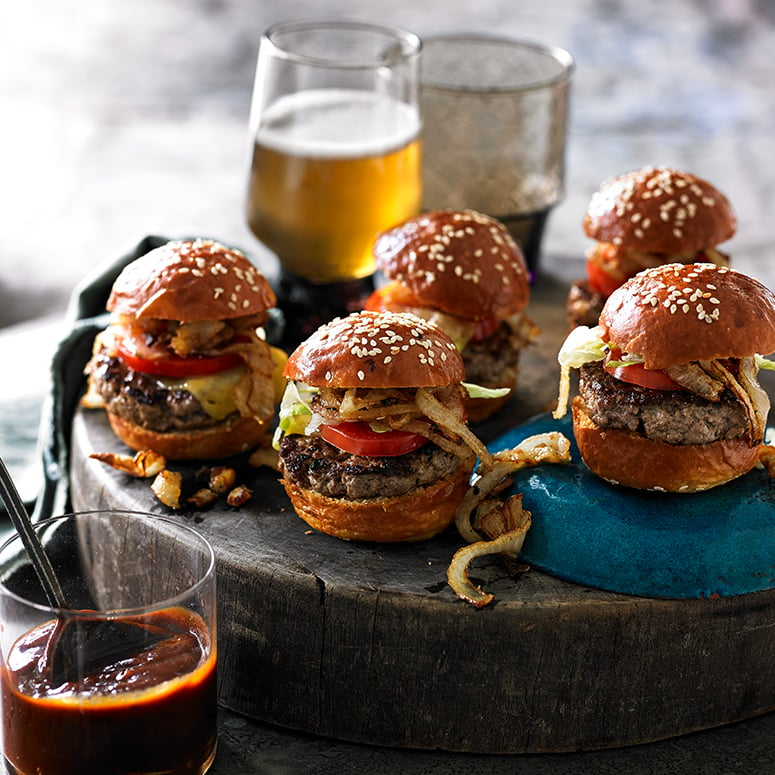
[83,239,286,460]
[274,310,498,542]
[364,209,537,422]
[567,167,736,329]
[554,263,775,492]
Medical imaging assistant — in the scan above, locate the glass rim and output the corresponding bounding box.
[262,18,422,70]
[0,510,216,618]
[420,33,575,94]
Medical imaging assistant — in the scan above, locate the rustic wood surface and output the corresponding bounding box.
[69,272,775,753]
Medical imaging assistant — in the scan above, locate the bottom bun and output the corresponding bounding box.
[465,366,518,424]
[572,398,762,493]
[281,459,474,542]
[107,412,271,460]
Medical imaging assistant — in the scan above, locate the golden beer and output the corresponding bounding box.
[247,88,421,282]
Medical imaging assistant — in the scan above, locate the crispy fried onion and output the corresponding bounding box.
[664,361,725,400]
[90,449,167,477]
[221,332,276,423]
[700,357,769,441]
[455,432,572,545]
[414,388,493,469]
[168,314,267,356]
[508,310,541,350]
[151,469,182,510]
[310,384,489,465]
[447,494,532,608]
[758,443,775,477]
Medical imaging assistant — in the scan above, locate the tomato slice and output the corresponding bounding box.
[470,315,501,342]
[586,257,626,298]
[604,349,681,391]
[115,337,244,378]
[363,281,423,313]
[320,422,427,457]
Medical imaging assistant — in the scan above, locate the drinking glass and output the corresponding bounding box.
[0,511,217,775]
[421,35,574,278]
[246,19,423,343]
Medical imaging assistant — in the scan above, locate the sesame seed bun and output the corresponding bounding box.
[572,398,762,493]
[599,263,775,369]
[373,210,530,320]
[583,167,736,254]
[284,310,465,389]
[281,458,473,542]
[107,239,276,321]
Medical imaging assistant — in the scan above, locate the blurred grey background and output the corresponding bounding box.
[2,0,774,327]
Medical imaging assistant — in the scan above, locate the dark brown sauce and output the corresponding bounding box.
[2,606,217,775]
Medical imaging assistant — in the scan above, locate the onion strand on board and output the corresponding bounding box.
[454,432,571,545]
[447,432,572,608]
[447,495,532,608]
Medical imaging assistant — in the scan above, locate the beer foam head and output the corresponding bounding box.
[257,88,421,159]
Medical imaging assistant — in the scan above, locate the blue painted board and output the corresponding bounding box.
[490,414,775,599]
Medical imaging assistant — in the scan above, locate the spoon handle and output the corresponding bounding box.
[0,457,67,609]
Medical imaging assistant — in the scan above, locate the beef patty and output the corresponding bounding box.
[566,279,606,329]
[279,434,465,501]
[88,349,230,433]
[578,361,749,445]
[462,320,523,386]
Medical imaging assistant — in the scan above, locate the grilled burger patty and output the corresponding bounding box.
[87,350,231,432]
[578,361,748,445]
[462,320,524,385]
[566,279,606,329]
[279,434,462,501]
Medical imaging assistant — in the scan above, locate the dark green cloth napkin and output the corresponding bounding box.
[33,235,171,521]
[32,235,282,522]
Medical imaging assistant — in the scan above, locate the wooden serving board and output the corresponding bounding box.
[68,274,775,753]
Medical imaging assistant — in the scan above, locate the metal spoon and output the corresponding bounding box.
[0,457,166,686]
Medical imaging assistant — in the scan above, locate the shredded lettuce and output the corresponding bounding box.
[463,382,511,400]
[272,381,319,448]
[756,354,775,371]
[553,325,608,420]
[556,325,607,369]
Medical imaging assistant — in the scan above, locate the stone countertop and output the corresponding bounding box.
[2,0,775,771]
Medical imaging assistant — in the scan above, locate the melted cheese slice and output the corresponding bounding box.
[160,346,288,421]
[163,367,245,421]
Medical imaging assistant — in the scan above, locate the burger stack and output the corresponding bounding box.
[567,166,737,329]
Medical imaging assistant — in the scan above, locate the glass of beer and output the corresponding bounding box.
[0,511,217,775]
[420,35,574,279]
[245,19,422,343]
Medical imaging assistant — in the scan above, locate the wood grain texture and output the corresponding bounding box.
[68,275,775,753]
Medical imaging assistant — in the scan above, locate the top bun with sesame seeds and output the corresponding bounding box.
[555,263,775,493]
[583,167,736,255]
[372,210,530,320]
[567,167,737,330]
[599,262,775,369]
[82,239,287,460]
[107,238,276,322]
[365,210,537,421]
[284,309,465,389]
[275,311,493,542]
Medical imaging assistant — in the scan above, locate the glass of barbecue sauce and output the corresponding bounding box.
[0,511,217,775]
